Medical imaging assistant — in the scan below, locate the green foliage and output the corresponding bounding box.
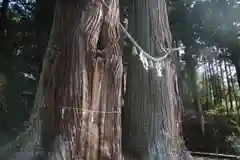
[226,132,240,154]
[206,106,228,115]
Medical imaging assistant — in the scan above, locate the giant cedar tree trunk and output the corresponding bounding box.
[33,0,123,159]
[122,0,189,159]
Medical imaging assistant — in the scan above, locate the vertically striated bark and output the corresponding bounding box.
[32,0,122,159]
[123,0,187,159]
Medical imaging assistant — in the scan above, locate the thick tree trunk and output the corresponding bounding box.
[122,0,190,160]
[29,0,122,159]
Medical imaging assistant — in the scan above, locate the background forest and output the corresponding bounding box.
[1,0,240,159]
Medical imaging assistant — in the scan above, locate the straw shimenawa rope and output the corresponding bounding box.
[99,0,185,62]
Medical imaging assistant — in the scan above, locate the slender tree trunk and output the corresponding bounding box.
[214,59,222,104]
[215,59,222,105]
[203,61,209,109]
[219,60,228,111]
[224,60,233,113]
[208,62,217,105]
[31,0,123,159]
[0,0,9,55]
[235,62,240,90]
[207,62,215,106]
[0,0,9,36]
[185,56,204,134]
[232,58,240,90]
[123,0,191,159]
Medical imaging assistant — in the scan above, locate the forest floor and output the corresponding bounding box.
[194,158,229,160]
[0,109,238,160]
[183,110,239,154]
